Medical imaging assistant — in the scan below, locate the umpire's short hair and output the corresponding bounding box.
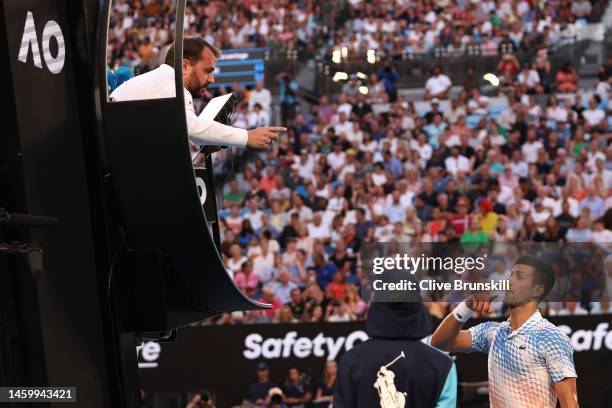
[164,37,220,67]
[515,255,555,301]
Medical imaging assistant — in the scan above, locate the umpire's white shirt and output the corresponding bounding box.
[110,64,248,147]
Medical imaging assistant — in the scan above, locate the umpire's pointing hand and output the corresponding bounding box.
[247,127,286,149]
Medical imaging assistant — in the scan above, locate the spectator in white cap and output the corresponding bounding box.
[424,98,444,123]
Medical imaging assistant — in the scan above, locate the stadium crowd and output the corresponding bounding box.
[106,0,335,74]
[105,2,612,408]
[212,56,612,326]
[105,1,612,329]
[107,0,603,73]
[330,0,597,59]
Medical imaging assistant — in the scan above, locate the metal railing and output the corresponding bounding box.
[310,40,596,97]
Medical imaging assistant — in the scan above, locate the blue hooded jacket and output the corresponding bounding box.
[333,302,456,407]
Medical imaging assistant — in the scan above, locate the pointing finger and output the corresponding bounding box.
[266,127,287,132]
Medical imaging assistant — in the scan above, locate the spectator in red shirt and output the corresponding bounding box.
[449,197,471,236]
[498,53,520,86]
[556,63,580,93]
[327,271,348,300]
[259,286,283,318]
[426,207,447,237]
[259,167,277,194]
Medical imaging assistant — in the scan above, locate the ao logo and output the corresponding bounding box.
[18,11,65,74]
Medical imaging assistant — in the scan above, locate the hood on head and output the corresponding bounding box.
[366,302,433,340]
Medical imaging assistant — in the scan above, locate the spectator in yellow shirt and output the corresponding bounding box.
[476,198,498,234]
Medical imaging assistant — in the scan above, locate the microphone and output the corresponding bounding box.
[0,209,58,229]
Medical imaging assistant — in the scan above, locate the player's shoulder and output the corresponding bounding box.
[537,315,566,334]
[535,316,573,347]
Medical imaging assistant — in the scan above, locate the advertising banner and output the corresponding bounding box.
[139,316,612,407]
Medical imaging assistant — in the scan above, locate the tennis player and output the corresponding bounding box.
[431,255,579,407]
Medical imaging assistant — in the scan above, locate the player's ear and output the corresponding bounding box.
[182,58,190,74]
[532,283,544,300]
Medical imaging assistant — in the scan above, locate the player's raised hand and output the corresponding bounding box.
[247,127,286,149]
[466,292,496,314]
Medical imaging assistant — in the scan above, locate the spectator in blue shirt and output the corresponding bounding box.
[385,191,406,224]
[424,114,447,149]
[107,65,133,93]
[377,61,400,101]
[278,72,299,124]
[355,208,374,240]
[383,150,404,177]
[566,216,593,242]
[579,188,605,219]
[270,271,299,304]
[415,195,433,222]
[313,254,337,289]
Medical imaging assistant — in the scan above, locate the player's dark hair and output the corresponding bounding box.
[515,255,555,301]
[164,37,220,67]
